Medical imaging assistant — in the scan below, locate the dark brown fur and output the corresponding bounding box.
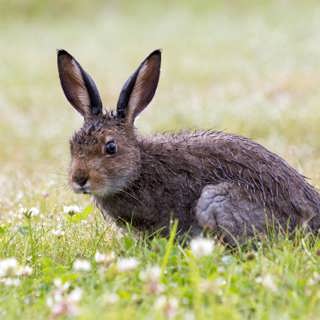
[94,129,320,237]
[57,49,320,242]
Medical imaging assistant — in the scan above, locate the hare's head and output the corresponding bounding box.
[57,49,161,197]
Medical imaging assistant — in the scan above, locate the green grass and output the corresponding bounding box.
[0,1,320,319]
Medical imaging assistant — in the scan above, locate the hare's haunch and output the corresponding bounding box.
[57,49,320,243]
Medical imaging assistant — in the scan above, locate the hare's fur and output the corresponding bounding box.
[95,130,320,241]
[57,49,320,243]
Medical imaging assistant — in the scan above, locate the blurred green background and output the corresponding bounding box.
[1,0,320,212]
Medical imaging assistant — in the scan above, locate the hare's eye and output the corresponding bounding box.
[104,140,117,155]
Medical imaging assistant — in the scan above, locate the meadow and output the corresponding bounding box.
[0,1,320,319]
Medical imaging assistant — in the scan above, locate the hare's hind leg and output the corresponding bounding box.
[195,183,267,244]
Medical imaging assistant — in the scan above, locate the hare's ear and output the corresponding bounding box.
[57,49,103,118]
[116,49,161,124]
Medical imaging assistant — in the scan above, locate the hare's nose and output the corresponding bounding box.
[74,175,88,187]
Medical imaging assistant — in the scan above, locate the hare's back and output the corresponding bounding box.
[150,130,311,195]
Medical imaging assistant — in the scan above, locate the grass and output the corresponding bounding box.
[0,1,320,319]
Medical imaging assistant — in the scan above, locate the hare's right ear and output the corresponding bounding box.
[116,50,161,124]
[57,50,103,118]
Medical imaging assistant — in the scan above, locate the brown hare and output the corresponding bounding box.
[57,49,320,244]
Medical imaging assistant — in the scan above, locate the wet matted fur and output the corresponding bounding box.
[57,49,320,244]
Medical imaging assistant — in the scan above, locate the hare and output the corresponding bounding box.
[57,49,320,244]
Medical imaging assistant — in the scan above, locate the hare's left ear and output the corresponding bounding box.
[116,50,161,124]
[57,49,103,118]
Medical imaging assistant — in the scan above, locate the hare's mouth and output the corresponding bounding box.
[71,182,113,197]
[72,183,92,195]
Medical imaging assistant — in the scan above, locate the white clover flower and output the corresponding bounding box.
[117,257,139,272]
[0,257,33,280]
[0,277,21,287]
[140,265,161,282]
[190,238,214,258]
[0,258,19,277]
[19,207,40,218]
[94,252,106,263]
[63,205,81,216]
[52,229,65,237]
[94,251,116,265]
[68,288,83,303]
[256,274,277,292]
[73,259,91,272]
[140,265,164,294]
[154,296,179,319]
[47,286,82,318]
[30,207,40,217]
